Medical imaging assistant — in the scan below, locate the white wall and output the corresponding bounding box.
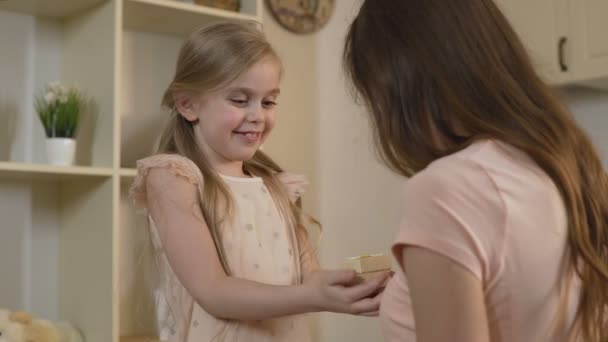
[315,2,402,341]
[263,10,320,217]
[265,2,403,341]
[564,86,608,166]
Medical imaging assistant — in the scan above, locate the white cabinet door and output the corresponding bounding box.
[569,0,608,82]
[494,0,568,84]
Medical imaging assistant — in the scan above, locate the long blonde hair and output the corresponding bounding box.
[157,22,307,277]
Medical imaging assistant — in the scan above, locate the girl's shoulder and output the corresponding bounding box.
[136,153,201,179]
[130,154,204,209]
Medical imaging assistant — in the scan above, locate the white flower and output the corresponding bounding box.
[44,91,56,103]
[47,81,69,101]
[48,81,61,92]
[57,85,67,96]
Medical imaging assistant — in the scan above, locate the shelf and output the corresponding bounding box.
[120,336,160,342]
[2,0,264,340]
[120,168,138,178]
[0,175,114,341]
[0,161,114,181]
[0,0,106,19]
[123,0,260,36]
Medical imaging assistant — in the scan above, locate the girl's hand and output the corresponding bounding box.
[303,269,390,316]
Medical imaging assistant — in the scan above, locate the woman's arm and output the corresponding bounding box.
[403,247,490,342]
[147,168,385,320]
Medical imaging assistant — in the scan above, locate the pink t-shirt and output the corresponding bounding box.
[380,140,579,342]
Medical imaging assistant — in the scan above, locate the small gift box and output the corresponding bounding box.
[344,254,392,281]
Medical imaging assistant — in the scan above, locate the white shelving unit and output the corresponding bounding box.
[0,1,263,341]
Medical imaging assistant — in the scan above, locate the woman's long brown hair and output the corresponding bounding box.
[343,0,608,340]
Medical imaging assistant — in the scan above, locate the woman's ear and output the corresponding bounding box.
[174,91,200,122]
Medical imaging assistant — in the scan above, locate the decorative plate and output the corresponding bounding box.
[267,0,335,34]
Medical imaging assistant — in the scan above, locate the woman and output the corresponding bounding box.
[343,0,608,341]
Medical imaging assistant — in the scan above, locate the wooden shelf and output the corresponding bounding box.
[123,0,259,36]
[0,161,114,181]
[1,1,263,340]
[0,0,106,19]
[120,168,138,178]
[120,335,159,342]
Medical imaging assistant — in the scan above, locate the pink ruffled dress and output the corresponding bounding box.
[130,154,318,342]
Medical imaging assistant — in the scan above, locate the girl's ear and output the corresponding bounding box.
[174,91,200,122]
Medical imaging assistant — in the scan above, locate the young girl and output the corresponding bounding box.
[130,22,387,342]
[344,1,608,341]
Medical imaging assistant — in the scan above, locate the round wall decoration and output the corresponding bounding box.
[266,0,335,34]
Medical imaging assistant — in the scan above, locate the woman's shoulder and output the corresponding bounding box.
[404,140,504,209]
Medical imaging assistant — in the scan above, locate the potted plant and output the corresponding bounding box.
[35,82,85,166]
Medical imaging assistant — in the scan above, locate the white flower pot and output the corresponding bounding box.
[46,138,76,166]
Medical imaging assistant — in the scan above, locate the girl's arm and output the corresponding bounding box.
[146,168,386,321]
[403,247,490,342]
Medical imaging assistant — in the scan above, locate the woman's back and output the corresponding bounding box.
[381,140,579,341]
[345,0,608,339]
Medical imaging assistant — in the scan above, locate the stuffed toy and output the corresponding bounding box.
[0,309,82,342]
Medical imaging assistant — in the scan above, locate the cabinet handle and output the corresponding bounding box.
[558,37,568,72]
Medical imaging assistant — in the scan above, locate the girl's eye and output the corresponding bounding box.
[230,99,248,105]
[263,101,277,108]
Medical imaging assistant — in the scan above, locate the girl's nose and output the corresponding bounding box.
[246,104,265,122]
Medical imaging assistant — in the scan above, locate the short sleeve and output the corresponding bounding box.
[129,156,212,340]
[130,154,204,211]
[393,157,506,282]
